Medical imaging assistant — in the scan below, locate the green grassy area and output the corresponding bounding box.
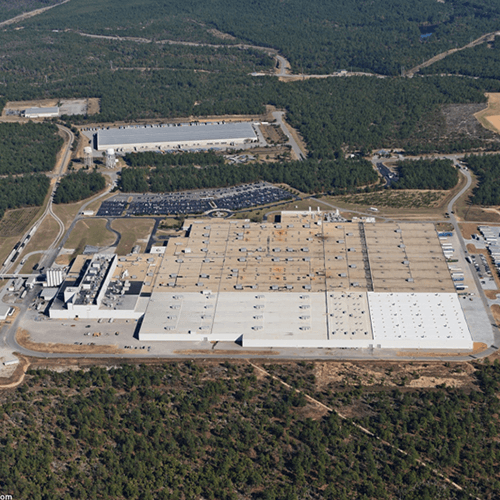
[111,218,155,255]
[64,219,116,257]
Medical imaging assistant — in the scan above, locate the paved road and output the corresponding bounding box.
[272,111,305,160]
[276,55,289,76]
[105,219,121,248]
[447,167,500,348]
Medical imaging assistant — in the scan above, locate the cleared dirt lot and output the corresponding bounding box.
[17,329,126,355]
[314,359,479,390]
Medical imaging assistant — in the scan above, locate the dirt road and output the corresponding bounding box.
[0,0,71,28]
[406,31,499,77]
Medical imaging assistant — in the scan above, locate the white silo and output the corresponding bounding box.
[83,146,93,169]
[105,148,116,169]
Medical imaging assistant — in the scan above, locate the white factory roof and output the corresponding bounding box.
[139,290,473,350]
[97,122,256,149]
[368,292,472,349]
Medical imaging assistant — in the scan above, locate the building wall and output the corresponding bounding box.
[49,307,143,320]
[96,137,254,151]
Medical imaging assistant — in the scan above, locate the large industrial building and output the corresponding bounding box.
[49,253,161,320]
[96,121,258,151]
[48,211,474,350]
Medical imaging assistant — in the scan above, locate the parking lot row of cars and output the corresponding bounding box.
[97,183,293,217]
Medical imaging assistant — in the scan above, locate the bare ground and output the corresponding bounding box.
[17,329,127,354]
[174,349,277,356]
[491,304,500,327]
[314,359,479,391]
[459,222,480,240]
[0,0,70,28]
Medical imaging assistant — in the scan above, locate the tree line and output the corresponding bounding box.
[392,158,458,190]
[0,122,63,175]
[53,170,106,204]
[465,154,500,205]
[0,174,50,219]
[120,158,379,195]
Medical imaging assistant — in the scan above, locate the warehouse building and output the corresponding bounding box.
[96,121,258,151]
[48,212,474,350]
[23,107,59,118]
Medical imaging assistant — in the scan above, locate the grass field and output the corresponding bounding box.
[52,199,93,231]
[19,253,42,274]
[13,214,60,268]
[111,218,155,255]
[64,219,116,257]
[337,190,447,209]
[0,206,42,238]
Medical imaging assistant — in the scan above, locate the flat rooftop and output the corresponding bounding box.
[154,217,455,294]
[24,107,59,115]
[138,214,472,349]
[97,122,257,149]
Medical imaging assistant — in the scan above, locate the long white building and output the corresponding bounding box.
[23,107,59,118]
[96,121,258,151]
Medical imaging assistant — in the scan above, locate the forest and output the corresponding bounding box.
[0,122,63,175]
[16,0,500,76]
[464,154,500,205]
[120,158,379,195]
[124,151,225,168]
[1,0,500,158]
[392,159,458,190]
[0,360,499,499]
[0,174,50,219]
[421,39,500,80]
[53,170,106,204]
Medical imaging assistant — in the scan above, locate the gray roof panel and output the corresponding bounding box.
[97,122,256,148]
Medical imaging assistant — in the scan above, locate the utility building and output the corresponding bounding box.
[23,107,59,118]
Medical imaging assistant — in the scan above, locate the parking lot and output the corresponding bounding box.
[96,200,128,217]
[97,183,294,217]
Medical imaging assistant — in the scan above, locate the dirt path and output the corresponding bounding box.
[406,31,499,77]
[0,0,71,28]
